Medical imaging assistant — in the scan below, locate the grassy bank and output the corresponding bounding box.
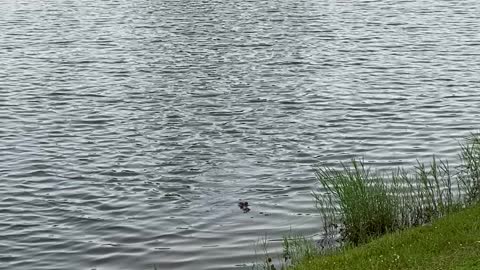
[292,203,480,270]
[257,134,480,270]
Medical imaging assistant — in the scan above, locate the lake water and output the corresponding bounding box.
[1,0,480,269]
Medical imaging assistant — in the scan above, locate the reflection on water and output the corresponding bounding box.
[1,0,480,269]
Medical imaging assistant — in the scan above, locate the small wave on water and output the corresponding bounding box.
[1,0,480,269]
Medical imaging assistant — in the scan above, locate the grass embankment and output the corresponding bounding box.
[292,203,480,270]
[260,134,480,270]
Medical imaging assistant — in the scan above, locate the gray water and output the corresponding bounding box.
[1,0,480,269]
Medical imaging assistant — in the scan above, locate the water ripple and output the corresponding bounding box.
[1,0,480,269]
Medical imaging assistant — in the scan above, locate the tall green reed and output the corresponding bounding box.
[314,133,480,245]
[459,134,480,203]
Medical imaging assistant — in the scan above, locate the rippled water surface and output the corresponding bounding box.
[1,0,480,269]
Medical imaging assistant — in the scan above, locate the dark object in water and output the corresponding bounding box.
[238,200,250,213]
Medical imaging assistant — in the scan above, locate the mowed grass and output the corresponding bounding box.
[292,203,480,270]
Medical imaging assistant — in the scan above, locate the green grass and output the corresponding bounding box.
[313,157,463,245]
[292,203,480,270]
[314,134,480,245]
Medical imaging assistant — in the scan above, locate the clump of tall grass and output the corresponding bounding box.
[314,133,480,246]
[314,160,400,245]
[459,134,480,203]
